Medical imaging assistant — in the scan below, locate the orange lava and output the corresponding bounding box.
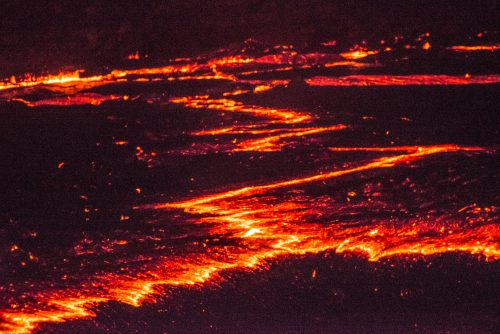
[0,70,108,92]
[11,93,127,107]
[324,60,373,68]
[127,51,141,60]
[160,145,485,207]
[169,96,312,124]
[340,49,378,60]
[2,37,499,334]
[193,125,281,136]
[233,124,347,152]
[1,145,497,334]
[328,146,445,152]
[207,55,254,66]
[306,74,500,86]
[447,44,500,52]
[4,42,498,102]
[193,125,347,152]
[170,84,344,152]
[0,55,250,95]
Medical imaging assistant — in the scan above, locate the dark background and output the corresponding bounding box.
[0,0,499,75]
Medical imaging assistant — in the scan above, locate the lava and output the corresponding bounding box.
[160,145,486,208]
[340,49,378,60]
[0,70,108,92]
[169,96,312,124]
[11,93,127,107]
[1,145,496,334]
[193,125,348,152]
[306,74,500,86]
[447,44,500,52]
[233,124,347,152]
[3,41,498,100]
[1,34,499,334]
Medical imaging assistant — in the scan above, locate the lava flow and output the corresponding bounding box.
[447,44,500,52]
[1,144,497,334]
[11,93,128,107]
[306,74,500,86]
[170,96,311,124]
[1,34,499,334]
[160,144,498,268]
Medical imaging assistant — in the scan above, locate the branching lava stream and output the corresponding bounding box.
[1,145,497,334]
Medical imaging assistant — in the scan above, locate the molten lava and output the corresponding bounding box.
[306,75,500,86]
[2,144,497,334]
[447,44,500,52]
[340,49,378,60]
[1,35,499,334]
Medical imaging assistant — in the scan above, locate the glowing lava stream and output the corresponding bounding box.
[447,44,500,52]
[10,93,128,107]
[306,74,500,86]
[170,96,312,124]
[339,49,378,60]
[159,145,487,208]
[193,124,348,152]
[232,124,347,151]
[0,55,252,93]
[1,145,497,334]
[169,94,349,152]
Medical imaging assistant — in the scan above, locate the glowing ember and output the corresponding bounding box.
[127,51,141,60]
